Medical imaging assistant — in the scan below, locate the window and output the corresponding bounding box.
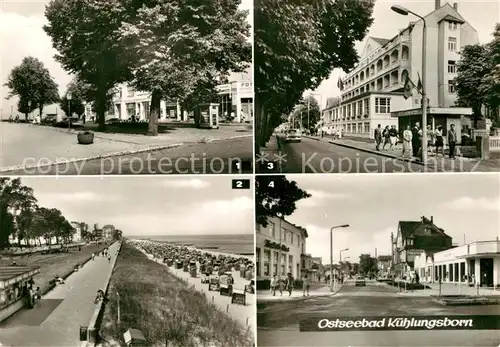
[448,60,456,73]
[352,103,357,117]
[364,98,370,116]
[290,233,293,245]
[364,122,370,133]
[448,22,457,31]
[264,250,270,276]
[256,248,261,277]
[448,37,457,52]
[375,97,391,113]
[358,100,363,115]
[127,87,135,97]
[448,80,456,93]
[268,222,275,238]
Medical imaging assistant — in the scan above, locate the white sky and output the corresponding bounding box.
[284,174,500,265]
[17,176,254,236]
[0,0,253,117]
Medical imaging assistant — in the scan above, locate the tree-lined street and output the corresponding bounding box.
[257,280,500,346]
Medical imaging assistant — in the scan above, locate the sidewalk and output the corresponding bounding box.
[0,242,120,347]
[392,282,500,297]
[0,122,252,171]
[307,135,500,172]
[258,283,336,302]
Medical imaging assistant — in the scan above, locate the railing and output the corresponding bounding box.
[489,136,500,151]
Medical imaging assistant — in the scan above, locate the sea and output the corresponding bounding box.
[129,234,254,256]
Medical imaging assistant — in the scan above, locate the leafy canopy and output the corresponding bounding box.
[255,176,311,227]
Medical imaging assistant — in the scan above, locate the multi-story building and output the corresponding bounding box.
[377,255,392,277]
[255,217,308,281]
[391,215,452,277]
[102,225,115,240]
[413,239,500,287]
[84,69,253,124]
[311,257,326,282]
[321,1,477,140]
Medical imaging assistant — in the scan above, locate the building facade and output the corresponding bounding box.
[413,240,500,287]
[255,217,308,281]
[377,255,392,277]
[84,73,253,124]
[321,1,477,140]
[391,215,452,277]
[70,222,82,243]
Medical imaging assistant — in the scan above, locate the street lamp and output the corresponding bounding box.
[66,92,72,131]
[340,248,349,262]
[391,5,428,164]
[330,224,349,292]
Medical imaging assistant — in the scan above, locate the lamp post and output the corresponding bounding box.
[391,5,427,164]
[27,100,32,122]
[330,224,349,292]
[67,92,72,131]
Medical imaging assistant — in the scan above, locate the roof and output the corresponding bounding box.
[370,37,390,46]
[0,266,40,282]
[398,221,421,238]
[378,255,392,261]
[438,14,465,24]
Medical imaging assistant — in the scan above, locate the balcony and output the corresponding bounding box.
[343,62,402,94]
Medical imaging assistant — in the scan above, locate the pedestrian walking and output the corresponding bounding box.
[302,274,310,297]
[107,254,111,263]
[382,126,391,150]
[34,287,41,308]
[447,124,457,159]
[285,273,294,297]
[435,125,444,156]
[427,125,435,155]
[402,125,412,158]
[270,275,277,296]
[92,252,95,260]
[389,125,398,150]
[374,124,382,151]
[412,122,421,158]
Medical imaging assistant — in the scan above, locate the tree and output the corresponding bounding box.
[59,76,89,120]
[44,0,134,130]
[119,0,251,135]
[358,254,377,277]
[291,95,321,130]
[455,44,491,122]
[480,23,500,124]
[255,0,375,148]
[4,56,59,120]
[255,175,311,227]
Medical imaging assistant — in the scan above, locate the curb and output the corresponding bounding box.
[432,298,500,306]
[205,134,253,143]
[0,143,183,173]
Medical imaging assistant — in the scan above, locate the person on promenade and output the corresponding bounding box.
[34,287,41,308]
[388,125,398,151]
[382,125,391,150]
[107,254,111,263]
[302,274,310,297]
[91,252,95,261]
[448,124,457,159]
[270,275,277,296]
[434,125,444,156]
[427,125,435,155]
[402,125,412,158]
[374,124,382,151]
[285,273,294,297]
[412,122,421,158]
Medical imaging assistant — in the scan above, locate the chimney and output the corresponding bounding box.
[430,216,433,223]
[435,0,440,10]
[453,3,458,11]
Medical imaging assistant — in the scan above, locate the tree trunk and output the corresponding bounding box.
[25,113,29,121]
[39,106,43,119]
[147,90,161,136]
[96,93,107,131]
[255,96,262,153]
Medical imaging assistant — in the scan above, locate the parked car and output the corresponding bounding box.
[285,129,302,142]
[355,276,366,286]
[106,117,121,125]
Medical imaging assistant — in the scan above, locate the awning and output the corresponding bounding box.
[391,107,473,118]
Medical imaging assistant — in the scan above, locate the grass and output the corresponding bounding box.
[99,242,253,347]
[0,243,109,294]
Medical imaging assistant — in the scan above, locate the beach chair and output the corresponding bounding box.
[208,276,220,291]
[231,289,246,305]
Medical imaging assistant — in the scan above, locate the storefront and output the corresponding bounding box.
[413,240,500,287]
[0,266,40,322]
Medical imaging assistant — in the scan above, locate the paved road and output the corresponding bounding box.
[257,280,500,346]
[4,137,252,175]
[0,242,120,346]
[278,137,448,173]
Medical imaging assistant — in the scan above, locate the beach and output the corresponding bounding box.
[130,239,255,335]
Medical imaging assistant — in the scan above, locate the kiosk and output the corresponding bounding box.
[195,103,219,129]
[0,266,40,322]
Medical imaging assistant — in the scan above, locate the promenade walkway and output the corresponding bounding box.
[0,242,120,346]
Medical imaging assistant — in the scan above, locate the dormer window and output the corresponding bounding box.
[425,226,432,234]
[448,22,458,31]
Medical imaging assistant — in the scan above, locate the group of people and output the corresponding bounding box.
[91,248,111,262]
[375,122,458,160]
[24,283,42,309]
[269,273,312,297]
